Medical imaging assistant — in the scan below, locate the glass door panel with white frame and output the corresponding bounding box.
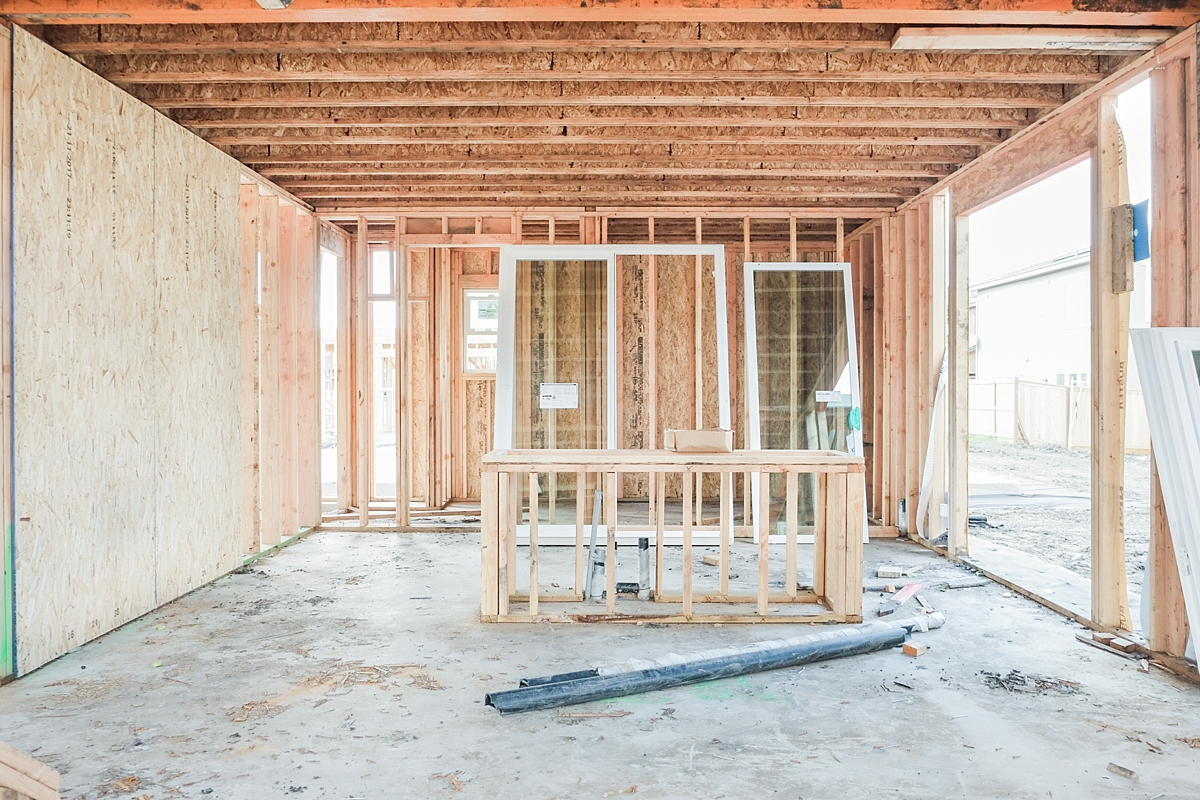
[746,263,862,537]
[511,259,609,453]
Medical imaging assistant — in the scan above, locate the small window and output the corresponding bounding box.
[370,248,394,296]
[463,289,499,374]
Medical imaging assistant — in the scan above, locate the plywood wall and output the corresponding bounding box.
[10,28,242,674]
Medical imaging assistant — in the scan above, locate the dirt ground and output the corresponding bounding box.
[968,439,1151,592]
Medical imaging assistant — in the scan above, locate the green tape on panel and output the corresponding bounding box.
[2,521,13,678]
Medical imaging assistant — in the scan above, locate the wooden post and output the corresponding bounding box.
[606,471,618,614]
[498,471,512,616]
[529,472,539,617]
[336,218,353,512]
[279,204,299,542]
[843,471,866,620]
[757,471,770,616]
[480,470,500,618]
[355,217,371,527]
[575,471,586,599]
[947,210,970,557]
[785,470,798,598]
[904,209,920,536]
[1091,96,1132,632]
[259,194,282,546]
[238,184,261,554]
[836,216,845,262]
[695,217,703,525]
[927,193,949,542]
[682,469,693,618]
[872,227,886,522]
[655,471,666,599]
[296,213,321,529]
[814,473,827,598]
[789,216,798,262]
[395,224,411,526]
[886,216,905,528]
[719,470,732,597]
[1147,58,1192,654]
[823,472,847,614]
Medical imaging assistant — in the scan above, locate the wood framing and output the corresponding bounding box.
[1090,95,1132,632]
[1147,53,1197,655]
[7,3,1197,26]
[480,449,865,623]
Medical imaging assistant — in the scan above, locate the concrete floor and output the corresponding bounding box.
[3,533,1200,800]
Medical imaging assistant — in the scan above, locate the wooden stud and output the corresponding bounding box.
[836,216,845,261]
[279,204,300,542]
[682,469,693,618]
[757,471,770,616]
[396,224,411,526]
[336,217,353,511]
[694,217,704,525]
[947,211,969,557]
[904,207,920,536]
[655,470,666,599]
[355,216,371,527]
[259,194,282,547]
[296,212,322,529]
[720,470,732,597]
[1147,58,1191,655]
[789,215,798,262]
[1091,95,1132,632]
[238,184,261,554]
[786,470,798,599]
[529,472,539,616]
[480,470,500,617]
[576,470,586,599]
[843,471,866,618]
[823,472,848,615]
[814,472,827,597]
[927,193,950,543]
[498,471,511,615]
[606,471,618,614]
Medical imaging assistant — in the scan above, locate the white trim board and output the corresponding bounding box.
[1130,328,1200,645]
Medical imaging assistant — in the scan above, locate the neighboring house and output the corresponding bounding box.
[969,249,1151,451]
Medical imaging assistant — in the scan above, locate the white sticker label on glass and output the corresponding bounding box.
[815,391,843,403]
[539,383,579,409]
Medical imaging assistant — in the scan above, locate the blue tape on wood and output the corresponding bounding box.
[1132,199,1150,262]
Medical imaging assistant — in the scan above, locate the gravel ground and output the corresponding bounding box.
[969,439,1151,592]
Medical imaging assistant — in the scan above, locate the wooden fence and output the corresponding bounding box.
[969,379,1150,453]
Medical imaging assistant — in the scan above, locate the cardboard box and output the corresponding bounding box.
[664,428,734,453]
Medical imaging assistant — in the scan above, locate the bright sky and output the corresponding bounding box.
[967,78,1151,285]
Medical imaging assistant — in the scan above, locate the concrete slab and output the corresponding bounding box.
[2,533,1199,799]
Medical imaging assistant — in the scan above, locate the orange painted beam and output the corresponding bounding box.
[4,0,1198,25]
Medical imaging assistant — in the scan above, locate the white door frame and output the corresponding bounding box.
[743,261,863,542]
[743,261,862,457]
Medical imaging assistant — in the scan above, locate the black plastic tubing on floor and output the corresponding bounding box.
[485,626,907,714]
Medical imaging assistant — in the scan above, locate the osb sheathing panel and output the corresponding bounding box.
[950,102,1098,217]
[461,249,490,275]
[620,255,650,497]
[409,248,432,504]
[462,379,493,499]
[11,28,242,674]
